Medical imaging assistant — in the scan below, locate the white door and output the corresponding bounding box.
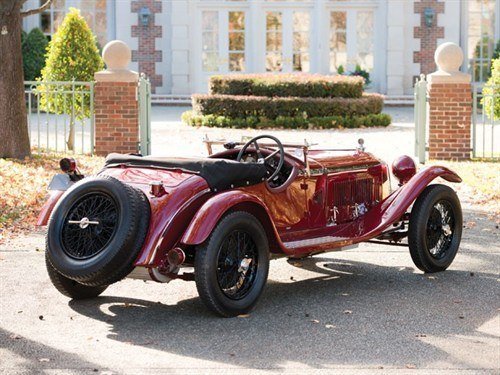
[265,10,311,73]
[328,9,376,83]
[198,9,247,92]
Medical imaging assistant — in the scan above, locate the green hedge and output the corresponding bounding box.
[182,111,391,130]
[192,93,383,119]
[209,74,364,98]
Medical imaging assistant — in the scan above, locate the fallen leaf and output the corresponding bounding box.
[415,334,427,337]
[453,300,462,304]
[405,364,416,369]
[464,221,476,229]
[325,324,335,329]
[470,272,475,277]
[9,334,21,340]
[341,293,349,296]
[237,314,250,318]
[459,316,465,319]
[38,315,44,320]
[343,310,352,315]
[427,276,437,280]
[310,319,320,324]
[38,358,50,363]
[292,262,303,267]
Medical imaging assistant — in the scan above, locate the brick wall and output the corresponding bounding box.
[428,83,472,160]
[414,0,445,75]
[131,0,162,93]
[94,81,139,155]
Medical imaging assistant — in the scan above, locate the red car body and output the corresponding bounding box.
[38,142,461,281]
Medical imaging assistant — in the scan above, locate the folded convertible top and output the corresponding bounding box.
[104,153,267,191]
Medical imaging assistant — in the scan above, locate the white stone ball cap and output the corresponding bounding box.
[102,40,131,70]
[435,42,463,73]
[427,42,470,84]
[95,40,138,82]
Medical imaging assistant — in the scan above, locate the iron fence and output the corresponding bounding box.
[472,83,500,160]
[24,80,95,155]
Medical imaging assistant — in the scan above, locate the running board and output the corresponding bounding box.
[283,236,359,251]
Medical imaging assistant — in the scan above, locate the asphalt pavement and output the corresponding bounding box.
[0,205,498,374]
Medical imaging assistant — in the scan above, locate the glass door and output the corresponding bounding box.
[199,10,247,91]
[329,9,374,76]
[265,10,311,73]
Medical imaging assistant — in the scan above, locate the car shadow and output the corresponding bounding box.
[68,254,499,370]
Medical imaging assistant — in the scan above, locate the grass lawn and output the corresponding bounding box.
[0,152,498,244]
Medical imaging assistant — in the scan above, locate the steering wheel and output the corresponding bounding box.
[236,135,285,183]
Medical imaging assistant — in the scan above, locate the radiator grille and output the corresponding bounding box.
[329,176,381,223]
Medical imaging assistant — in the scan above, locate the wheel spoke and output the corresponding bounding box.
[216,230,258,300]
[61,193,118,260]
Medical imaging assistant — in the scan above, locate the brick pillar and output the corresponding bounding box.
[427,43,472,161]
[94,41,139,156]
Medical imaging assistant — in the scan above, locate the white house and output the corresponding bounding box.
[22,0,499,98]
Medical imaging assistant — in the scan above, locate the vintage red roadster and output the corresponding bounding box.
[38,135,463,317]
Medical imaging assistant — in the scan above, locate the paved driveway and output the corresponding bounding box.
[1,106,499,374]
[150,106,415,164]
[0,207,498,374]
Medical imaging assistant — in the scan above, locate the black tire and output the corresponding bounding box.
[195,211,269,317]
[408,184,462,273]
[46,252,108,299]
[46,175,150,286]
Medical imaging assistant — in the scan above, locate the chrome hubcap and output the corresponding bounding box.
[68,217,100,229]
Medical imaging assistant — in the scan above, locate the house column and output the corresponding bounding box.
[94,41,139,156]
[427,43,472,161]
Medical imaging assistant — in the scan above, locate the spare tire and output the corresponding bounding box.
[46,175,150,286]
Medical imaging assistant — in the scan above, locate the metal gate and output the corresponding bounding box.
[138,74,152,156]
[414,74,428,164]
[472,83,499,160]
[24,80,95,154]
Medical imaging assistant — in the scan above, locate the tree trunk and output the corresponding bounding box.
[67,120,75,151]
[0,4,31,159]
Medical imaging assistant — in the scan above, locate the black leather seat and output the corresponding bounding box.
[104,153,267,191]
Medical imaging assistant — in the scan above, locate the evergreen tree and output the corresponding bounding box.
[23,28,48,81]
[40,7,103,150]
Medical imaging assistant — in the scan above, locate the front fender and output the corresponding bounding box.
[180,190,282,249]
[347,165,461,241]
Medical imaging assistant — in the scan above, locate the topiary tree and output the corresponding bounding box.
[22,28,48,81]
[482,58,500,120]
[40,7,103,150]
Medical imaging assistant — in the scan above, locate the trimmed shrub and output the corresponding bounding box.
[482,58,500,120]
[22,28,48,81]
[182,111,391,130]
[209,74,364,98]
[40,8,103,150]
[192,93,383,119]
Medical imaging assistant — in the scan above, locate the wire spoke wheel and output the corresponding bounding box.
[216,230,259,300]
[61,192,118,260]
[425,200,455,259]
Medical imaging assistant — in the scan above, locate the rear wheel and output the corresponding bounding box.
[408,184,462,273]
[46,253,108,299]
[195,211,269,317]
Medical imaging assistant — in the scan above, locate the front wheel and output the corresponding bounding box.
[195,211,269,317]
[408,184,462,273]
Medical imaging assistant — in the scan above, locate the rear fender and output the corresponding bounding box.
[180,190,285,253]
[36,174,75,226]
[351,165,461,240]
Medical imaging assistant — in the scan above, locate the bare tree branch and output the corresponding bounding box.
[20,0,52,17]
